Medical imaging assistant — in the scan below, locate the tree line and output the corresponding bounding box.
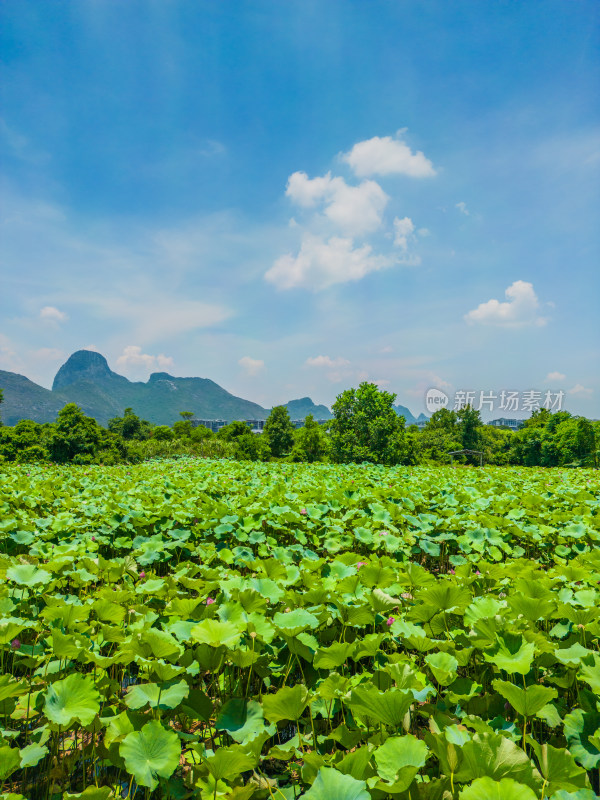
[0,384,597,467]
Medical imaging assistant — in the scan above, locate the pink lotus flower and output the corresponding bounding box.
[139,571,146,579]
[357,562,366,569]
[11,638,21,650]
[386,617,395,626]
[91,536,96,542]
[300,508,307,515]
[206,597,215,605]
[449,568,455,575]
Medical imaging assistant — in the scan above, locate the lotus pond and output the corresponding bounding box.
[1,460,600,800]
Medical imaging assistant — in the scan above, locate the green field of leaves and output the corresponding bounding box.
[1,460,600,800]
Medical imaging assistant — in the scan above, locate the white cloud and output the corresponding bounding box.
[116,346,174,375]
[393,216,416,251]
[40,306,68,323]
[545,371,566,382]
[405,372,452,398]
[265,233,392,291]
[286,171,388,235]
[464,281,548,328]
[31,347,64,361]
[342,134,436,178]
[456,201,470,216]
[305,355,350,368]
[286,172,336,207]
[305,354,352,384]
[239,356,265,376]
[71,296,232,343]
[569,384,593,396]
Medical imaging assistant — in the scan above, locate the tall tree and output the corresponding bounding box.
[264,406,294,458]
[291,414,329,462]
[330,382,408,465]
[457,405,482,452]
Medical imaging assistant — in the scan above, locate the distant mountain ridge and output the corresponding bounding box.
[0,350,424,427]
[0,350,332,426]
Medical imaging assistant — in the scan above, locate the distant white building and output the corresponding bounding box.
[488,418,525,431]
[191,417,330,434]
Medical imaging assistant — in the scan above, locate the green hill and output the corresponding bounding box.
[0,350,333,426]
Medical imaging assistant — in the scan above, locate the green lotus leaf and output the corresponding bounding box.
[302,767,370,800]
[204,745,257,781]
[464,596,502,625]
[190,619,243,648]
[119,719,181,790]
[44,673,101,727]
[0,619,27,646]
[314,642,355,670]
[63,787,114,799]
[578,656,600,693]
[425,651,459,685]
[458,777,537,800]
[19,742,48,768]
[248,577,284,604]
[0,745,20,779]
[136,578,166,594]
[262,685,310,723]
[374,734,428,789]
[0,674,28,702]
[555,644,593,667]
[529,741,589,796]
[124,679,189,710]
[454,732,541,790]
[6,564,52,586]
[216,698,272,744]
[493,680,558,717]
[346,685,413,728]
[273,608,319,635]
[549,791,600,800]
[484,634,535,675]
[563,710,600,770]
[143,628,184,660]
[417,583,472,615]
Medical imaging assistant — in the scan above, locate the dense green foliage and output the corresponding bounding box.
[0,460,599,798]
[0,383,597,468]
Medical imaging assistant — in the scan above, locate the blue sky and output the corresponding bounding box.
[1,1,598,419]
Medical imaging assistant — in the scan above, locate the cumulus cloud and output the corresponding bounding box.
[73,296,232,343]
[238,356,265,376]
[265,233,392,291]
[40,306,68,323]
[545,371,566,382]
[305,355,350,368]
[31,348,64,361]
[464,281,548,327]
[393,216,416,251]
[569,384,593,396]
[456,201,470,216]
[116,346,174,374]
[342,134,436,178]
[286,171,388,235]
